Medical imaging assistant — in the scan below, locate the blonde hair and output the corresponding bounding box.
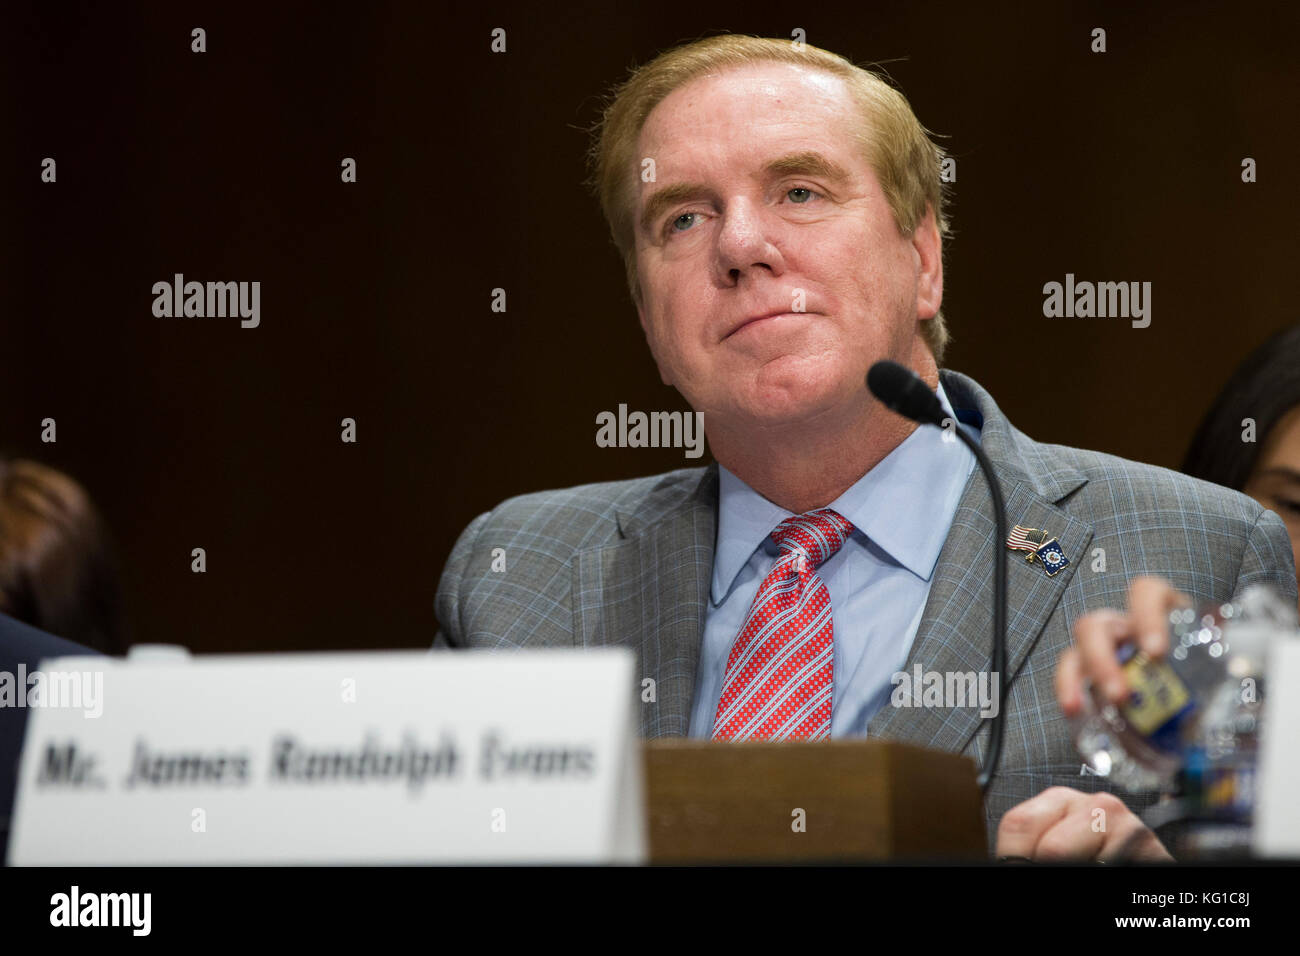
[586,34,952,362]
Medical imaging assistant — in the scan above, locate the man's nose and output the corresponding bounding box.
[715,199,782,279]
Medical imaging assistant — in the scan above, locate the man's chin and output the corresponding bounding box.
[725,391,852,432]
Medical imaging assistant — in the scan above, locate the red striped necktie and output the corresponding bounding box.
[711,508,855,740]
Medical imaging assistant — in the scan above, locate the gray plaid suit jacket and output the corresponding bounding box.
[434,369,1298,847]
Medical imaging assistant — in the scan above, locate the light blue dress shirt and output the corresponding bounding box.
[689,381,983,738]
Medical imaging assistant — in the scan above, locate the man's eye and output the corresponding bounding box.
[668,212,701,235]
[665,190,818,236]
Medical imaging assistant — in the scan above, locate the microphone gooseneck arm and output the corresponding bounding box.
[866,361,1009,794]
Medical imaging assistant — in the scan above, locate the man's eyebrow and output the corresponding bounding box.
[761,150,854,184]
[639,182,709,236]
[637,151,853,236]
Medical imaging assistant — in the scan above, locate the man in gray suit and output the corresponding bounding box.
[434,36,1296,859]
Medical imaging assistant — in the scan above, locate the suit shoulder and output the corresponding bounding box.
[1044,442,1267,527]
[471,466,710,553]
[434,466,711,647]
[1022,438,1296,608]
[1027,444,1287,599]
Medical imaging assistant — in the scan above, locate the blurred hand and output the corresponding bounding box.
[1056,575,1192,717]
[995,786,1174,862]
[1001,575,1193,862]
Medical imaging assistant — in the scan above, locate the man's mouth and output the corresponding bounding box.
[724,311,807,340]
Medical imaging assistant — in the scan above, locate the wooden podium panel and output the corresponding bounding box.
[644,739,986,863]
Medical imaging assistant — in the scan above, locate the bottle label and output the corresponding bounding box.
[1121,651,1191,736]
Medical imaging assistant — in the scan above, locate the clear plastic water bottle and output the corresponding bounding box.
[1070,584,1297,846]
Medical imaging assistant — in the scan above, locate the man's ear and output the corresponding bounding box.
[912,206,943,321]
[635,298,674,387]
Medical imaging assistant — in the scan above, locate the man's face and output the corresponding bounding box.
[632,62,942,429]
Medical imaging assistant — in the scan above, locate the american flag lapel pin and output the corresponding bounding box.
[1007,525,1070,577]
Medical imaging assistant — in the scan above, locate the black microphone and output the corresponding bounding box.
[866,360,948,428]
[866,360,1009,794]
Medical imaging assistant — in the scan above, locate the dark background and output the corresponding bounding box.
[3,0,1296,652]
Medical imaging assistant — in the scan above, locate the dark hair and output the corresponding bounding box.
[0,457,128,654]
[1182,324,1300,491]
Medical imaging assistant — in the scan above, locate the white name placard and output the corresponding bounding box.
[1255,638,1300,857]
[7,648,645,864]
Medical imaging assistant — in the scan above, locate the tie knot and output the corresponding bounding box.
[771,509,855,567]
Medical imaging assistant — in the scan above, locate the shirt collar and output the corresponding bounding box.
[711,379,977,605]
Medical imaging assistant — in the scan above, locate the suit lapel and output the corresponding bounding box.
[866,371,1094,755]
[573,465,718,738]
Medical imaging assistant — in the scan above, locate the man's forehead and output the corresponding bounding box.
[636,64,861,185]
[654,61,848,113]
[639,63,852,147]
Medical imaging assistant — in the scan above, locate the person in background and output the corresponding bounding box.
[0,610,102,859]
[0,456,128,655]
[1183,324,1300,603]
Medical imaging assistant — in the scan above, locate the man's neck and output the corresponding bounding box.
[710,355,941,515]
